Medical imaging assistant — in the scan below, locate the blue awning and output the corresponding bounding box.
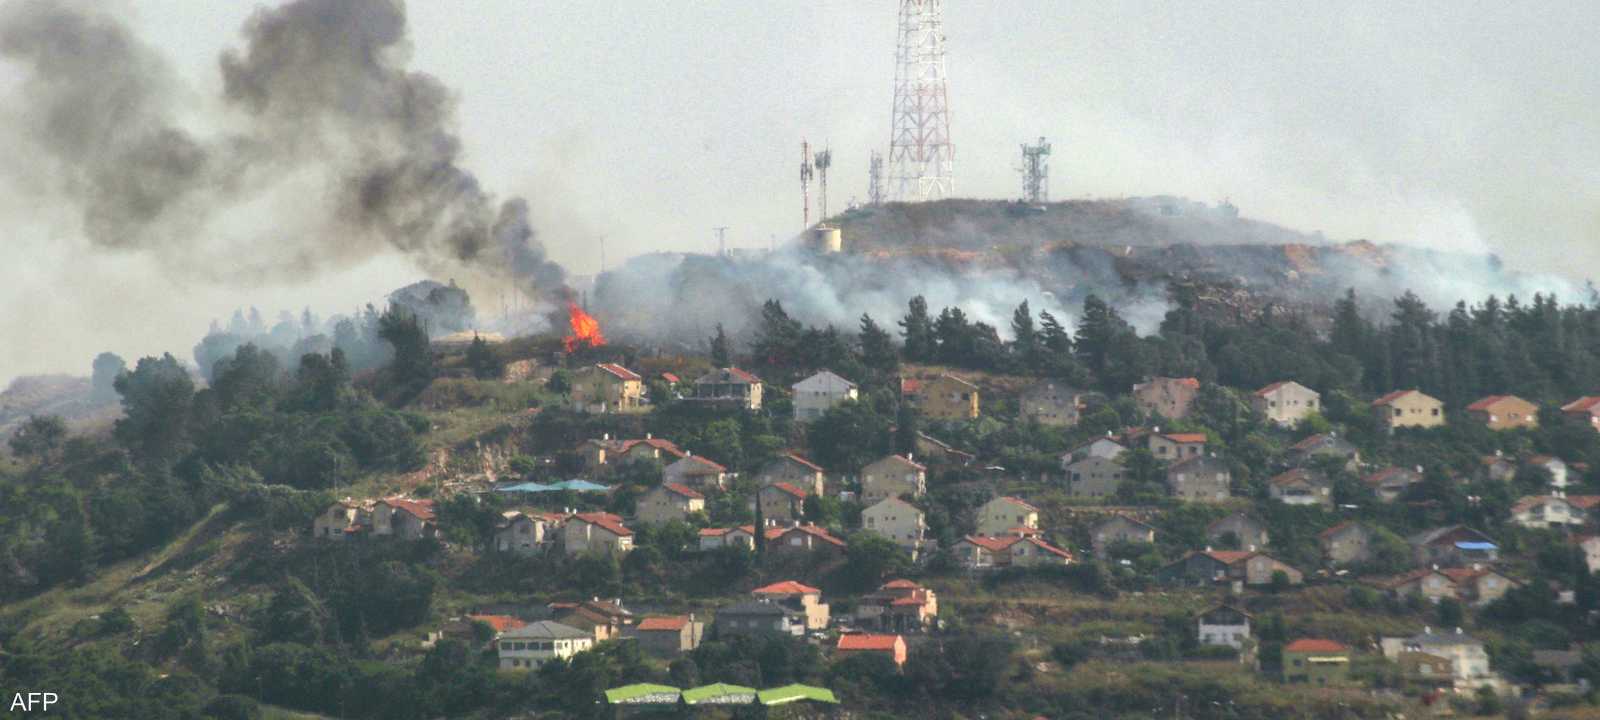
[1455,541,1497,550]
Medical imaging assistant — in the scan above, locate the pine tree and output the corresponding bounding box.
[1011,300,1038,370]
[858,314,899,375]
[710,323,732,367]
[899,296,935,362]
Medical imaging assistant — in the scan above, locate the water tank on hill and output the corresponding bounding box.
[811,225,843,253]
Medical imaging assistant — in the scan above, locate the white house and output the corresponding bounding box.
[1381,629,1494,686]
[497,621,594,669]
[976,496,1039,536]
[1197,605,1252,650]
[862,496,926,555]
[792,370,858,421]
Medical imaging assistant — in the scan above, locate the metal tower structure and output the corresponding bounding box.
[1019,136,1051,203]
[888,0,954,202]
[813,148,833,220]
[713,226,729,256]
[800,140,814,228]
[868,150,885,205]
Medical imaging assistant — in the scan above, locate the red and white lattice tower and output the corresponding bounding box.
[888,0,954,202]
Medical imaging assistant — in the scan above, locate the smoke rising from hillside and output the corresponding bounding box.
[0,0,562,292]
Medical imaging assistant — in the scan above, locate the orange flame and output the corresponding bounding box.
[563,302,606,352]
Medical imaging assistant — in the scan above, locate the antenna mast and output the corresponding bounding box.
[813,147,833,221]
[888,0,954,202]
[800,140,814,228]
[868,150,885,206]
[713,227,729,257]
[1020,137,1051,203]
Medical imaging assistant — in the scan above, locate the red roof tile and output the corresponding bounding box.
[769,481,809,499]
[780,452,825,472]
[1373,389,1417,406]
[661,372,681,383]
[637,616,690,632]
[1466,395,1509,411]
[753,580,821,596]
[996,496,1039,512]
[1161,433,1208,444]
[1255,381,1291,396]
[677,455,728,473]
[572,512,633,537]
[1562,396,1600,413]
[1202,550,1257,565]
[771,524,846,547]
[1285,639,1348,653]
[662,482,704,500]
[469,614,527,633]
[1567,495,1600,510]
[881,579,922,589]
[596,363,642,381]
[384,498,436,521]
[837,634,903,651]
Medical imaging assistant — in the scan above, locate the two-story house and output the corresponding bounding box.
[1020,380,1082,426]
[563,512,634,556]
[1560,396,1600,433]
[371,498,436,540]
[1065,455,1126,499]
[751,580,829,630]
[755,452,827,497]
[792,370,858,421]
[1288,433,1361,470]
[494,510,559,554]
[1373,389,1445,431]
[1268,468,1332,507]
[1090,514,1156,557]
[497,621,593,669]
[1252,381,1321,427]
[1318,521,1374,566]
[632,615,703,657]
[902,374,979,420]
[662,454,729,492]
[1206,512,1269,549]
[692,367,764,410]
[862,496,926,556]
[569,363,644,414]
[1166,455,1232,502]
[1197,604,1252,650]
[854,579,938,632]
[1466,395,1538,430]
[1132,376,1201,420]
[755,482,808,521]
[713,599,804,639]
[860,455,927,503]
[955,534,1072,569]
[976,496,1039,536]
[1408,525,1498,567]
[635,483,706,525]
[1282,639,1350,686]
[1364,467,1422,502]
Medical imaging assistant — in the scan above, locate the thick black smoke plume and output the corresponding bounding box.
[0,0,563,293]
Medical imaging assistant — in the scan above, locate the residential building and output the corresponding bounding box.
[861,497,926,555]
[549,599,631,642]
[955,534,1072,569]
[1252,381,1321,427]
[1398,651,1458,690]
[1440,566,1518,606]
[1065,455,1126,499]
[692,367,764,410]
[765,524,848,559]
[1288,433,1361,470]
[494,511,557,554]
[792,370,858,421]
[371,498,436,540]
[1373,389,1445,431]
[902,374,980,420]
[1465,395,1538,430]
[855,579,938,632]
[1166,455,1232,502]
[616,436,686,465]
[1580,535,1600,574]
[835,634,907,668]
[1372,569,1459,604]
[1090,515,1156,558]
[1364,467,1422,503]
[1147,431,1207,461]
[1381,629,1493,686]
[860,455,927,503]
[976,496,1039,536]
[1197,605,1252,650]
[697,525,757,552]
[752,581,830,630]
[1511,495,1585,529]
[914,432,976,467]
[1525,455,1571,490]
[1268,468,1332,507]
[1062,437,1128,466]
[632,615,703,657]
[662,455,729,492]
[1207,513,1269,549]
[1479,453,1517,483]
[1282,639,1350,686]
[1409,526,1498,567]
[755,453,826,496]
[714,600,804,639]
[313,499,368,540]
[1020,380,1082,426]
[1318,521,1374,566]
[563,512,634,556]
[569,363,644,414]
[1560,396,1600,432]
[1155,550,1303,587]
[635,483,706,525]
[755,482,808,521]
[497,621,593,669]
[1132,376,1201,420]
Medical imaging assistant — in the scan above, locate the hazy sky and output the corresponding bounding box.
[3,0,1599,384]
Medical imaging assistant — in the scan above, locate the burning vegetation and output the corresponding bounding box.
[563,302,605,353]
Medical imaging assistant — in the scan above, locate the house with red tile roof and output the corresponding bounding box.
[756,452,827,496]
[756,481,808,521]
[1373,389,1445,431]
[494,510,559,555]
[1439,566,1519,606]
[1288,432,1361,470]
[570,363,645,414]
[632,615,703,657]
[1148,431,1207,461]
[691,367,764,409]
[663,454,730,491]
[954,534,1072,569]
[373,497,437,540]
[636,483,706,525]
[976,496,1039,536]
[562,512,634,556]
[766,524,848,558]
[1369,568,1459,603]
[696,525,757,552]
[1465,395,1538,430]
[1561,396,1600,432]
[1510,495,1585,530]
[1283,639,1351,685]
[855,579,939,632]
[835,633,907,667]
[1155,549,1302,587]
[1269,468,1332,507]
[752,581,829,629]
[1132,376,1201,420]
[1364,466,1423,502]
[1318,521,1374,566]
[902,373,980,420]
[861,454,927,503]
[470,614,528,634]
[1252,380,1320,426]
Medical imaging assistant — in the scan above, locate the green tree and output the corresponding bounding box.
[858,313,899,375]
[377,305,434,403]
[113,353,195,466]
[465,334,503,380]
[899,296,935,362]
[9,415,67,460]
[710,323,732,367]
[90,351,127,403]
[807,400,891,472]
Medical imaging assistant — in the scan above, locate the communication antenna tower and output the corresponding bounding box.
[800,140,814,228]
[868,150,885,206]
[713,227,729,257]
[1019,137,1051,203]
[813,148,833,220]
[888,0,954,202]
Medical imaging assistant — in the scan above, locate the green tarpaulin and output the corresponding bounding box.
[604,683,681,705]
[757,684,839,706]
[681,682,759,705]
